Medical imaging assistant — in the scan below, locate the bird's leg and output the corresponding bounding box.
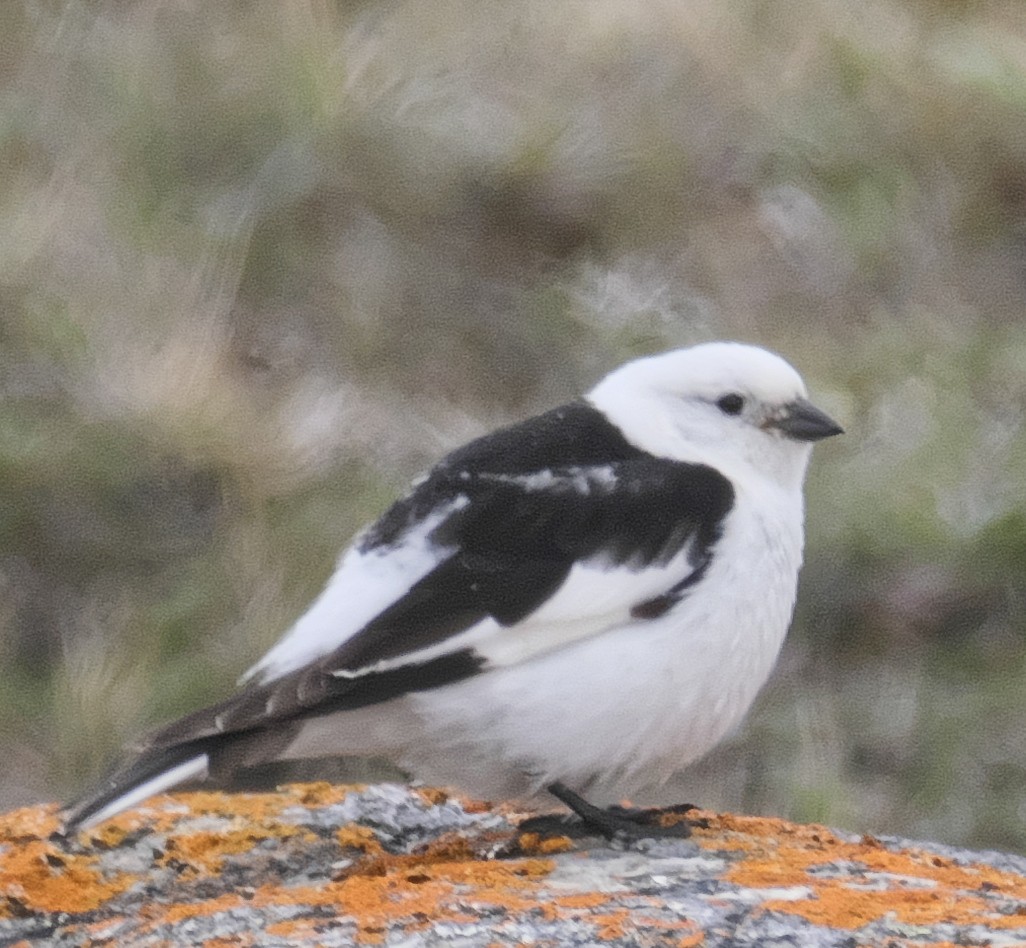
[517,781,696,841]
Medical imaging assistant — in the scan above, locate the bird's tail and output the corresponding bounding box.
[60,643,427,833]
[60,741,212,834]
[60,669,298,834]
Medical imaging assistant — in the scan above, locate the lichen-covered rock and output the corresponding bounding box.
[2,783,1026,946]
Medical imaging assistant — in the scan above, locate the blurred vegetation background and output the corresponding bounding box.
[2,0,1025,852]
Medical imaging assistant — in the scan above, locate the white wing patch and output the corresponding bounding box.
[241,498,469,685]
[328,537,699,678]
[475,465,619,494]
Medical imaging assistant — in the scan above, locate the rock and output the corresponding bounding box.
[1,783,1025,946]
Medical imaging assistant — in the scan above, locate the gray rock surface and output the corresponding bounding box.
[2,783,1025,946]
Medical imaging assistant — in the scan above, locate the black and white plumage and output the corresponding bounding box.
[63,342,842,833]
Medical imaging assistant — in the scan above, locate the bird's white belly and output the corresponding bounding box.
[398,502,802,803]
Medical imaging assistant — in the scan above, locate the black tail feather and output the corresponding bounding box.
[61,740,214,834]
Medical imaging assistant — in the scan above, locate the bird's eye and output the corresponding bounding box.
[716,393,745,416]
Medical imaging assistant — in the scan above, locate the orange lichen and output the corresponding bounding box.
[334,856,556,940]
[265,917,324,938]
[337,823,384,854]
[149,855,557,944]
[158,823,313,874]
[703,812,1026,931]
[90,781,355,840]
[592,909,632,939]
[678,934,706,947]
[545,892,614,912]
[514,831,574,854]
[413,786,450,807]
[162,787,302,826]
[155,890,249,926]
[3,790,1025,945]
[0,837,134,915]
[87,822,133,849]
[0,805,62,841]
[74,810,553,943]
[278,781,358,809]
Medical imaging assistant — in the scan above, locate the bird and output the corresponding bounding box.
[62,341,842,838]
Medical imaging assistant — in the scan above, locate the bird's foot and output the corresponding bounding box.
[517,782,701,843]
[604,801,703,837]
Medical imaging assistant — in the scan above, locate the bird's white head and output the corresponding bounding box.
[587,342,842,493]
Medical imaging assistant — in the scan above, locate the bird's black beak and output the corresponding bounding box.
[766,397,844,442]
